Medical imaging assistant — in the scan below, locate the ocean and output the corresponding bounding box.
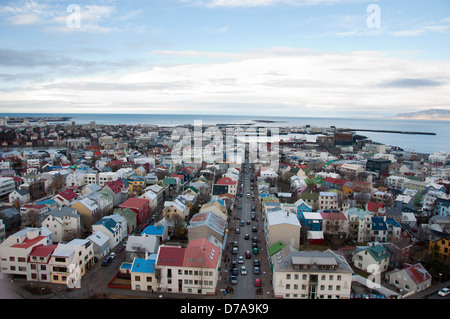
[1,113,449,154]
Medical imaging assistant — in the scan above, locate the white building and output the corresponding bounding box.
[49,239,94,285]
[272,246,353,299]
[319,192,339,210]
[41,207,82,243]
[0,227,53,277]
[265,209,301,250]
[0,177,15,197]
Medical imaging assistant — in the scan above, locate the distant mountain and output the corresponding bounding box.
[392,109,450,121]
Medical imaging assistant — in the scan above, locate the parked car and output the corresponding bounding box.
[110,252,116,259]
[438,287,450,297]
[232,247,238,254]
[253,260,260,267]
[102,256,113,267]
[252,226,257,232]
[231,268,238,275]
[253,247,259,255]
[254,266,260,274]
[254,279,261,287]
[231,276,238,285]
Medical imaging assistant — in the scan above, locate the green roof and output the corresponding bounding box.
[268,241,287,256]
[300,191,319,200]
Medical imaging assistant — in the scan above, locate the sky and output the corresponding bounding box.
[0,0,449,118]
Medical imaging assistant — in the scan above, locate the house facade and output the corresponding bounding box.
[352,243,390,274]
[272,247,353,299]
[0,227,53,277]
[385,263,432,297]
[41,207,82,243]
[49,239,94,285]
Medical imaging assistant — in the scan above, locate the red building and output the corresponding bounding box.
[119,197,149,225]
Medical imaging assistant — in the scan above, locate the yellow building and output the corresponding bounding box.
[429,237,450,258]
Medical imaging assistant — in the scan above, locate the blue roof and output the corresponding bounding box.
[385,217,401,228]
[371,216,388,231]
[142,225,165,236]
[36,198,56,205]
[131,255,157,274]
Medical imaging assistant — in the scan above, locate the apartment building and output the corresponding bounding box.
[0,227,53,276]
[272,247,353,299]
[49,239,94,285]
[155,238,221,295]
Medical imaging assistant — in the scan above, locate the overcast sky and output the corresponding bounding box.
[0,0,449,118]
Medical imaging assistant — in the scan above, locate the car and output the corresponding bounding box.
[245,251,251,259]
[116,245,125,253]
[252,205,255,210]
[254,266,260,274]
[241,266,247,275]
[252,242,258,249]
[232,247,238,254]
[231,268,238,275]
[232,260,237,267]
[240,220,245,227]
[251,213,256,220]
[246,219,251,225]
[238,205,242,209]
[253,247,259,254]
[253,260,260,267]
[238,256,244,263]
[244,233,250,240]
[252,226,257,232]
[233,241,239,247]
[235,228,240,234]
[102,256,113,266]
[438,287,450,297]
[246,193,250,197]
[110,252,116,259]
[252,236,258,243]
[231,276,238,285]
[254,279,261,287]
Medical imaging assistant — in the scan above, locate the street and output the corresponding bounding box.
[226,161,272,299]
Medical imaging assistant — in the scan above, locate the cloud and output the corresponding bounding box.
[390,24,450,37]
[380,78,444,88]
[3,48,449,117]
[0,1,119,33]
[178,0,369,8]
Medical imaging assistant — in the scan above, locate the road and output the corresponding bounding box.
[229,161,268,299]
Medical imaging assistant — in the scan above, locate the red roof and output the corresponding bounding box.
[56,189,78,201]
[28,244,58,262]
[323,177,346,185]
[103,179,124,194]
[11,236,47,249]
[216,177,237,185]
[120,197,149,209]
[319,212,347,220]
[183,238,220,269]
[157,246,186,267]
[404,263,431,284]
[367,202,384,213]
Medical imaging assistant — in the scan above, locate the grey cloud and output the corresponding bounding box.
[380,78,444,88]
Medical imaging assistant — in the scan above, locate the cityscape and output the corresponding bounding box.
[0,116,449,302]
[0,0,449,311]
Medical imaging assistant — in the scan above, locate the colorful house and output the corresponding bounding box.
[119,197,150,225]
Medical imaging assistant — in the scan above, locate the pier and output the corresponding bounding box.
[338,128,436,135]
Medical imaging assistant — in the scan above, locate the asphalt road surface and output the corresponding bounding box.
[230,162,265,299]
